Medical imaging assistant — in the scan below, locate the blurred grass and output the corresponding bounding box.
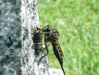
[37,0,99,75]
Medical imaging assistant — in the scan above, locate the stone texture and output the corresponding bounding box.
[0,0,21,75]
[49,68,64,75]
[0,0,49,75]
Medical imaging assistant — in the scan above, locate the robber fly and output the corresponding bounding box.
[42,25,65,75]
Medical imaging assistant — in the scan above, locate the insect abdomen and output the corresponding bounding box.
[51,41,63,64]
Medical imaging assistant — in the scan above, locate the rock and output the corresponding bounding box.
[0,0,49,75]
[49,68,64,75]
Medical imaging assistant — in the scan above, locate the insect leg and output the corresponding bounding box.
[38,35,49,65]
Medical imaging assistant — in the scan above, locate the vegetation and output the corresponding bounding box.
[37,0,99,75]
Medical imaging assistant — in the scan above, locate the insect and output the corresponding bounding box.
[42,25,65,75]
[32,26,49,62]
[32,26,43,54]
[32,25,65,75]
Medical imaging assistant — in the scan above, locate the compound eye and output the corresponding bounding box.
[36,26,42,29]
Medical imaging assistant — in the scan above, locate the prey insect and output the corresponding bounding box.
[32,26,43,54]
[32,26,49,63]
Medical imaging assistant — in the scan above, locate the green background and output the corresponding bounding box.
[37,0,99,75]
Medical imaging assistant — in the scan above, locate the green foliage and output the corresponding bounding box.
[37,0,99,75]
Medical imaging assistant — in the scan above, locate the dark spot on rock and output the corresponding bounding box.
[15,41,21,48]
[0,10,2,15]
[10,49,14,53]
[6,55,10,59]
[0,36,3,39]
[0,70,3,75]
[4,36,13,47]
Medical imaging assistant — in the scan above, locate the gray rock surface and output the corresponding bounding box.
[0,0,21,75]
[49,68,64,75]
[0,0,49,75]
